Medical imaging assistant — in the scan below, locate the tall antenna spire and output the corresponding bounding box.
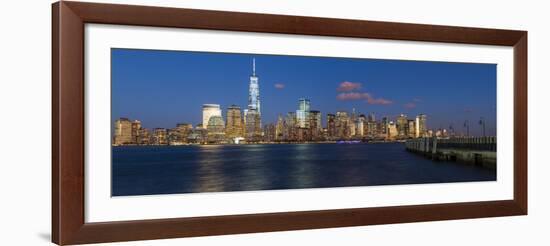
[252,58,256,76]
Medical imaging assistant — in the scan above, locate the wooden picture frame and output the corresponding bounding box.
[52,1,527,245]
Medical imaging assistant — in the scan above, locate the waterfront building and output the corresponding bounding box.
[349,108,357,137]
[243,58,262,141]
[417,114,427,137]
[308,110,322,140]
[284,112,297,141]
[173,123,192,144]
[264,123,277,142]
[296,98,311,128]
[137,128,150,145]
[202,104,222,129]
[131,120,141,143]
[396,113,408,138]
[226,105,244,140]
[152,128,168,145]
[245,109,262,142]
[207,115,226,143]
[387,122,398,139]
[335,111,350,139]
[275,114,284,141]
[187,127,207,144]
[114,118,133,145]
[408,120,416,138]
[326,113,336,139]
[357,114,366,137]
[367,121,377,138]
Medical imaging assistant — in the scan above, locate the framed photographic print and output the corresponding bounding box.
[52,1,527,245]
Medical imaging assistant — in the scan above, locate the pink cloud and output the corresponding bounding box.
[404,102,417,109]
[336,92,393,105]
[274,83,285,89]
[368,97,393,105]
[337,81,362,92]
[336,92,369,100]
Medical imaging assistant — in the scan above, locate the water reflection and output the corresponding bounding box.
[111,143,497,196]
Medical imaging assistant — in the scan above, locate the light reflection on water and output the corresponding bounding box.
[112,143,496,196]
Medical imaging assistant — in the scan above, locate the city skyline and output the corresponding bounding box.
[112,48,497,136]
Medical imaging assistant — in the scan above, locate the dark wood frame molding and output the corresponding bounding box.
[52,1,527,245]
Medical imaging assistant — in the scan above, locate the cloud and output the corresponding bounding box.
[367,97,393,105]
[274,83,285,89]
[337,81,362,92]
[412,98,422,102]
[336,92,393,105]
[404,102,416,109]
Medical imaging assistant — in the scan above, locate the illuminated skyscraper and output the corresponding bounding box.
[207,115,226,143]
[202,104,222,129]
[296,98,311,128]
[416,114,427,137]
[245,58,262,141]
[396,113,408,137]
[248,58,261,116]
[335,111,350,139]
[114,118,133,145]
[308,110,322,140]
[226,105,243,139]
[326,113,336,139]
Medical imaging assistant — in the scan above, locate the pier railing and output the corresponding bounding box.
[405,136,497,169]
[405,136,496,153]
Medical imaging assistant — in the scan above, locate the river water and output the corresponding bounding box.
[112,143,496,196]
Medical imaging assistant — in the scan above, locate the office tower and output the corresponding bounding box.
[284,112,297,141]
[264,123,276,142]
[408,119,416,138]
[202,104,222,129]
[326,113,336,139]
[207,115,226,143]
[296,98,311,128]
[245,58,262,140]
[275,114,284,141]
[175,123,193,143]
[417,114,427,137]
[396,113,408,137]
[137,128,150,145]
[114,118,133,145]
[131,120,141,143]
[387,121,398,139]
[248,59,261,117]
[226,105,244,139]
[335,111,350,139]
[245,109,261,142]
[308,110,322,140]
[152,128,168,145]
[357,114,366,137]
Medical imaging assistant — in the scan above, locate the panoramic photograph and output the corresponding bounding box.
[111,48,497,196]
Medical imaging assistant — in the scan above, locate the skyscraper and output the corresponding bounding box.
[226,105,243,139]
[114,118,133,145]
[335,111,350,139]
[202,104,222,129]
[396,113,408,138]
[248,58,261,115]
[245,58,262,141]
[416,114,427,137]
[296,98,311,128]
[308,110,322,140]
[326,113,336,139]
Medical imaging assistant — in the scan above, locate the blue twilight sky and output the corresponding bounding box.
[112,48,496,136]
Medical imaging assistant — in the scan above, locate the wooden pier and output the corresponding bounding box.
[405,137,496,170]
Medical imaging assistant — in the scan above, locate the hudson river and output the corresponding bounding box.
[112,143,496,196]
